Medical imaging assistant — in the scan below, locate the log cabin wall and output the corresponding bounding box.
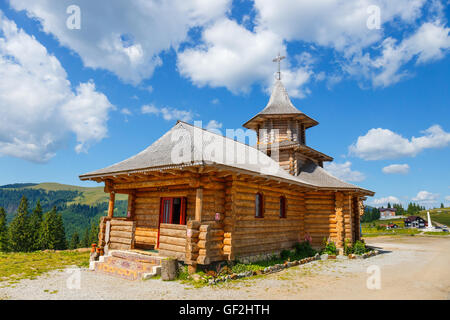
[304,191,337,247]
[229,179,306,261]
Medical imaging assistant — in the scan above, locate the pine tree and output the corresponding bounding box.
[54,211,67,250]
[0,207,8,252]
[441,203,445,209]
[40,207,67,250]
[29,200,43,251]
[69,231,80,250]
[8,196,32,252]
[387,202,392,208]
[88,221,99,246]
[81,227,90,248]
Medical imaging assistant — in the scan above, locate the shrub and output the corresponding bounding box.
[322,239,338,255]
[353,240,367,255]
[294,241,315,258]
[280,249,291,260]
[344,239,353,255]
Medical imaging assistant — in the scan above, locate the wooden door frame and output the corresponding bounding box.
[157,197,187,249]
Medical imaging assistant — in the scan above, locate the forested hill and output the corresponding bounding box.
[0,183,127,240]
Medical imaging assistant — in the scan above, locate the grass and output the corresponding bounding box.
[362,227,420,237]
[27,182,127,206]
[0,250,90,285]
[418,209,450,227]
[423,231,450,236]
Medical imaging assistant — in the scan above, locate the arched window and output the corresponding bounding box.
[255,193,264,218]
[279,196,287,218]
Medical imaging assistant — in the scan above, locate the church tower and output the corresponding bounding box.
[243,54,333,175]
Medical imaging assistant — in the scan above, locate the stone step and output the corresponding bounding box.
[93,250,165,281]
[95,262,143,281]
[110,250,164,265]
[103,256,156,273]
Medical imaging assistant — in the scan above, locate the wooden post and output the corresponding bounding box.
[108,191,115,218]
[195,188,203,222]
[335,192,344,249]
[127,191,136,219]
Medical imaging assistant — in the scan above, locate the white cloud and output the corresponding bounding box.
[350,22,450,87]
[211,98,220,105]
[120,108,132,116]
[382,164,410,175]
[370,196,401,207]
[349,125,450,160]
[9,0,231,84]
[253,0,426,54]
[141,104,193,122]
[0,12,113,162]
[178,18,286,94]
[324,161,365,182]
[412,190,440,204]
[205,120,223,132]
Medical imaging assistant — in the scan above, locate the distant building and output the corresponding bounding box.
[379,207,397,220]
[404,216,427,228]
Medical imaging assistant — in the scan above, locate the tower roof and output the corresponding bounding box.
[243,80,318,130]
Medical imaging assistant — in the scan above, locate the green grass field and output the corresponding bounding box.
[0,250,90,285]
[419,208,450,227]
[28,182,127,205]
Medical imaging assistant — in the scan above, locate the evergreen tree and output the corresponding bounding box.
[54,211,67,250]
[8,196,32,252]
[387,202,392,208]
[0,207,8,252]
[69,231,80,249]
[88,221,99,245]
[81,227,90,248]
[441,203,445,209]
[29,200,43,251]
[40,207,67,250]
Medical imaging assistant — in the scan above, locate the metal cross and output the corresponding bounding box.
[273,52,286,80]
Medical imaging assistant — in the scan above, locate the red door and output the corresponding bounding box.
[157,197,187,249]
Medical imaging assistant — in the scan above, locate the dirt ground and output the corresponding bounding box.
[0,235,449,300]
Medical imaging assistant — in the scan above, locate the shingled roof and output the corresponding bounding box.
[243,80,319,129]
[79,121,374,196]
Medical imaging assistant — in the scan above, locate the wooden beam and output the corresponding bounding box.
[127,191,136,219]
[108,192,115,218]
[195,188,203,222]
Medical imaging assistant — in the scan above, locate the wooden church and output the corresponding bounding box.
[80,58,374,274]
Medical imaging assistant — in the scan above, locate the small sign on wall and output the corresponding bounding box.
[215,212,221,221]
[187,229,193,238]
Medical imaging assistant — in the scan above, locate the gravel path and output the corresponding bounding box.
[1,236,449,300]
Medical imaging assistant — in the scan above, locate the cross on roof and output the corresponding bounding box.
[273,53,286,80]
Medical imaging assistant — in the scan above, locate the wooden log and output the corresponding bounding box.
[159,249,185,261]
[159,242,186,253]
[159,236,186,247]
[108,192,115,218]
[109,230,132,239]
[160,223,187,231]
[159,228,186,238]
[110,236,133,245]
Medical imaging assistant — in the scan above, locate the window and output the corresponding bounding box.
[159,197,187,225]
[280,196,287,218]
[255,193,264,218]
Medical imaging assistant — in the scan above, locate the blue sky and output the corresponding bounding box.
[0,0,449,208]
